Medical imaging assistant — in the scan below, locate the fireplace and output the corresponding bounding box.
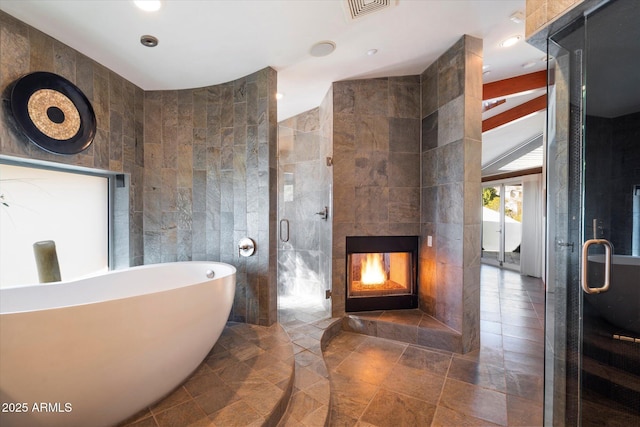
[345,236,418,312]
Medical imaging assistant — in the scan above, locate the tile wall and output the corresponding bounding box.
[0,11,279,326]
[143,67,278,325]
[330,76,422,316]
[420,35,483,352]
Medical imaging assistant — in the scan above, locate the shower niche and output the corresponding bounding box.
[345,236,418,312]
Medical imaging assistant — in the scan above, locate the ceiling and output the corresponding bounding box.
[0,0,547,121]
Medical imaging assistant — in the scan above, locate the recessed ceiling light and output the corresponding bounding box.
[140,35,159,47]
[367,49,378,56]
[500,35,522,48]
[310,41,336,57]
[275,93,284,100]
[134,0,161,12]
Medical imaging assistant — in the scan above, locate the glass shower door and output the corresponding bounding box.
[546,0,640,424]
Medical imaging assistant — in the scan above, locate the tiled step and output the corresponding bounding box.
[342,309,464,353]
[277,317,342,427]
[120,322,295,427]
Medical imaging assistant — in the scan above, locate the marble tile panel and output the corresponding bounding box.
[361,388,437,426]
[334,350,394,386]
[293,131,320,162]
[389,152,419,188]
[464,128,482,172]
[439,378,507,426]
[286,391,324,424]
[384,363,446,404]
[355,151,388,187]
[94,128,110,170]
[548,0,581,20]
[28,28,54,74]
[421,61,438,118]
[448,356,507,392]
[431,405,502,427]
[418,256,436,314]
[53,39,76,83]
[354,186,389,223]
[437,139,464,184]
[93,74,110,131]
[328,371,379,406]
[295,107,320,133]
[507,394,543,426]
[421,111,438,152]
[437,39,465,108]
[436,222,464,267]
[398,345,452,376]
[390,75,420,84]
[438,95,465,147]
[153,400,208,427]
[356,115,389,152]
[355,78,388,117]
[463,224,482,267]
[376,320,417,344]
[421,149,438,188]
[464,34,483,59]
[388,187,420,224]
[505,370,544,402]
[108,72,125,116]
[437,182,464,224]
[388,79,420,119]
[110,111,123,161]
[416,324,463,354]
[208,400,263,426]
[435,263,464,331]
[333,81,356,115]
[389,117,420,153]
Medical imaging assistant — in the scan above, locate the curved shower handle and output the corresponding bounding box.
[581,238,612,294]
[280,219,289,242]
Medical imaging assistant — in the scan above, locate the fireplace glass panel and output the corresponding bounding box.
[348,252,412,297]
[345,235,418,312]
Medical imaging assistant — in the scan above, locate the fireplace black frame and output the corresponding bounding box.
[345,235,419,312]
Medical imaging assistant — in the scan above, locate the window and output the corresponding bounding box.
[0,161,110,287]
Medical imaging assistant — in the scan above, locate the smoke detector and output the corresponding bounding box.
[344,0,396,20]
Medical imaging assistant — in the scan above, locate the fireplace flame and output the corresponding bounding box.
[361,253,386,285]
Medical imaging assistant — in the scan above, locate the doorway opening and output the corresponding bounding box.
[482,181,523,270]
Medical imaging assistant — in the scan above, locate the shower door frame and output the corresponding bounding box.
[545,0,640,424]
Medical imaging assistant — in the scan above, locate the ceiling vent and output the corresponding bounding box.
[345,0,395,19]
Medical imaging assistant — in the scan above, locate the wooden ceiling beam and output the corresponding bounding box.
[483,70,547,100]
[482,94,547,133]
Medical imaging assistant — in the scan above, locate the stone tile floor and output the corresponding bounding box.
[322,265,545,426]
[120,322,295,427]
[122,264,544,426]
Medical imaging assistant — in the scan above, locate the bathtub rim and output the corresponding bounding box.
[0,261,236,315]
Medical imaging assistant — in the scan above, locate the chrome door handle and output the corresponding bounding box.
[581,239,612,294]
[280,219,289,242]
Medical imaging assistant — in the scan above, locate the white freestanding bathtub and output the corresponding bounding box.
[0,261,235,427]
